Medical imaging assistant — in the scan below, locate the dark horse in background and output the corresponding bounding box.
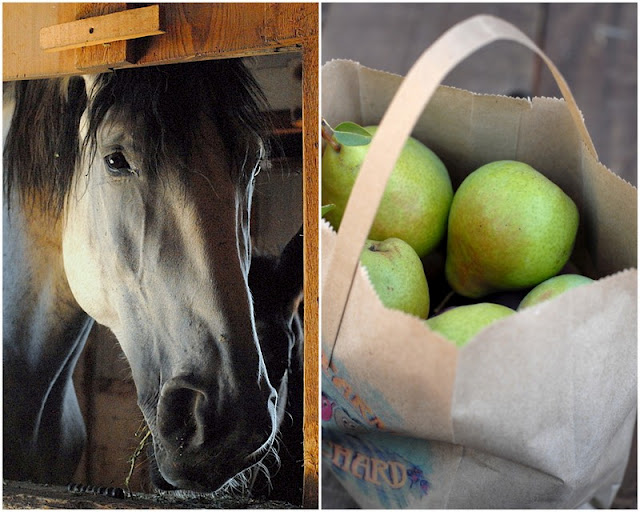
[3,59,303,496]
[249,227,305,503]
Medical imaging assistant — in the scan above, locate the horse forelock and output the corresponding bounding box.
[4,59,270,218]
[84,60,269,188]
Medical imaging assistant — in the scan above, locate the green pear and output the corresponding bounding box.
[321,204,336,217]
[446,160,579,298]
[518,274,593,310]
[360,238,430,318]
[425,303,514,347]
[323,124,453,258]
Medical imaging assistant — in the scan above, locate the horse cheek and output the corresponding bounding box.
[61,212,117,327]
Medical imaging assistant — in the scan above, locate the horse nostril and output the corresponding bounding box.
[151,373,278,491]
[157,378,209,451]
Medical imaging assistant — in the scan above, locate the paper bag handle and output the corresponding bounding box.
[323,15,598,360]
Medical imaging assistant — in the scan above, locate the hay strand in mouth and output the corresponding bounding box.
[125,422,152,495]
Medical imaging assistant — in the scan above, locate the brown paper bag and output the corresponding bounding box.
[321,15,637,509]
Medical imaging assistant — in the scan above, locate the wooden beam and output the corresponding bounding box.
[301,27,320,510]
[3,3,78,80]
[4,3,318,80]
[74,3,131,73]
[132,4,317,67]
[39,5,164,53]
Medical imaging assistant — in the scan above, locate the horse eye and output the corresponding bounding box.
[104,152,135,176]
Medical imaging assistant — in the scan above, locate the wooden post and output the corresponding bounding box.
[301,19,320,509]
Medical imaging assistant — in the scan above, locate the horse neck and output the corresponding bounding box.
[3,196,91,406]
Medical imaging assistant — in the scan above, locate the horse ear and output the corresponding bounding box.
[276,226,304,315]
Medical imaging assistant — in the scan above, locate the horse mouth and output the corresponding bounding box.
[136,366,280,493]
[147,431,278,493]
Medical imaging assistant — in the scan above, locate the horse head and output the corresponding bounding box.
[4,61,279,492]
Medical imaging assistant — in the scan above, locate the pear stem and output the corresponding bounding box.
[321,119,341,152]
[433,290,455,314]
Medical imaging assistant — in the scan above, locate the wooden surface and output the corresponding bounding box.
[74,3,133,72]
[40,5,163,52]
[536,4,637,189]
[321,3,637,187]
[73,326,150,493]
[3,3,78,79]
[4,3,318,79]
[301,32,319,510]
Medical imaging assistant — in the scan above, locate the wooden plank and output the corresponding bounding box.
[132,3,317,67]
[321,3,542,95]
[263,3,318,45]
[72,325,145,490]
[74,3,132,73]
[83,325,147,491]
[3,3,318,80]
[300,25,320,510]
[537,3,637,186]
[90,383,147,491]
[40,5,164,52]
[3,3,78,80]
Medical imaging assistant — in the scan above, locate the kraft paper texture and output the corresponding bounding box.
[321,15,637,509]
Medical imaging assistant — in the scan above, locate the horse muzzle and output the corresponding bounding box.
[150,374,277,491]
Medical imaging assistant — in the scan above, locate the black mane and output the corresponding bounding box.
[4,59,270,216]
